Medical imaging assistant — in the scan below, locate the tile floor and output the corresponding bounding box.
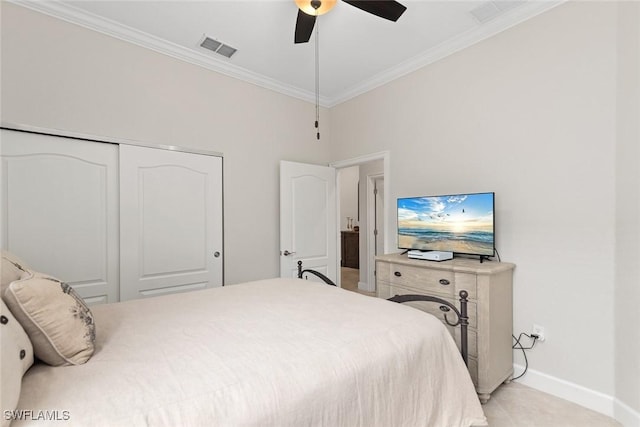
[340,267,623,427]
[340,267,375,296]
[485,382,621,427]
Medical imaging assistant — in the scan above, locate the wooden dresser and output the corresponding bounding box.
[375,253,515,403]
[341,231,359,268]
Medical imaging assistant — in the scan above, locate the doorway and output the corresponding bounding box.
[337,165,361,293]
[333,152,389,295]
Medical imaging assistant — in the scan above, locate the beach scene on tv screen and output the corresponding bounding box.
[398,193,494,255]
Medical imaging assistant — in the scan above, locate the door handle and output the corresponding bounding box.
[283,250,296,256]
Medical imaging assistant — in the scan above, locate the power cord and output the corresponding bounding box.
[512,332,539,380]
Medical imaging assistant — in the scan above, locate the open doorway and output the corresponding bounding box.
[334,153,388,296]
[337,166,361,293]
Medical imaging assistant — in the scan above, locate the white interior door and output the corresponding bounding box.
[0,129,119,305]
[279,160,337,282]
[119,145,223,300]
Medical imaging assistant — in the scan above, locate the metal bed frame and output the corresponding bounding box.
[297,261,470,366]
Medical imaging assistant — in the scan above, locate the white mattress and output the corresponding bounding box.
[15,278,487,426]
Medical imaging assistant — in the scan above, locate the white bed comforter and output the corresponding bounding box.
[15,278,487,427]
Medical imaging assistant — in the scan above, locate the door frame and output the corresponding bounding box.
[366,173,384,292]
[1,122,223,158]
[331,151,390,291]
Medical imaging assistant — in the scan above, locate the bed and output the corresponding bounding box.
[2,253,486,427]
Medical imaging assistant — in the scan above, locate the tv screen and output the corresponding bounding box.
[397,192,495,256]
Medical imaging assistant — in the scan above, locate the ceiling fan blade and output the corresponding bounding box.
[343,0,407,22]
[294,9,316,44]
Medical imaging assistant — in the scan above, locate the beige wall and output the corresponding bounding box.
[330,0,626,407]
[338,165,359,232]
[615,1,640,420]
[0,2,331,285]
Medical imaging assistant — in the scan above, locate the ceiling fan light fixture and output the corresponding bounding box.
[295,0,337,16]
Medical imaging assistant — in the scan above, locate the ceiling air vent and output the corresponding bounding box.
[470,1,522,24]
[199,36,237,58]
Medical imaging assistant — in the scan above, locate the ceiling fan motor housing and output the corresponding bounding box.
[294,0,406,43]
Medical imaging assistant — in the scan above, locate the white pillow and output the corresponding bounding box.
[4,270,95,366]
[1,251,30,298]
[1,299,34,427]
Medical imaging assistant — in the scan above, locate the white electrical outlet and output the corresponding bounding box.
[532,324,546,342]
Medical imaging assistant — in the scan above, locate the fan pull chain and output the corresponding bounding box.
[315,17,320,140]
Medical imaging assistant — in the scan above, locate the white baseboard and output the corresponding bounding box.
[514,364,640,427]
[614,399,640,427]
[357,281,374,293]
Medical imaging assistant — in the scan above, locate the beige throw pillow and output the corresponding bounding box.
[1,299,34,427]
[4,271,96,366]
[1,251,30,298]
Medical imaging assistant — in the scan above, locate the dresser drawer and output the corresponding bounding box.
[378,282,477,329]
[386,264,456,296]
[377,262,477,299]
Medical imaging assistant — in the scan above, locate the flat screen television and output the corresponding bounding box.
[397,192,495,257]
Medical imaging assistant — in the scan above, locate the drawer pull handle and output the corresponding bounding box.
[394,271,402,277]
[439,305,450,312]
[439,279,450,286]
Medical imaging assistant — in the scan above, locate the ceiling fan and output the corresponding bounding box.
[294,0,407,44]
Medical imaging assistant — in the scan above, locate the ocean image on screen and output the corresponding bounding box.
[398,193,494,256]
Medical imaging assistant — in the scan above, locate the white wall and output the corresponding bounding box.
[0,2,331,285]
[330,0,629,414]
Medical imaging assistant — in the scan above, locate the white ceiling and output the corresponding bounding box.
[14,0,562,106]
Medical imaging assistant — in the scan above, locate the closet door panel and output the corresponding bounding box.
[0,129,119,304]
[119,145,223,300]
[139,166,207,276]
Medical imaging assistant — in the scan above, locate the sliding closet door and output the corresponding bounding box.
[0,129,119,304]
[119,145,223,300]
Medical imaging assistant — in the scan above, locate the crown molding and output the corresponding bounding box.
[327,0,565,107]
[10,0,564,108]
[8,0,330,106]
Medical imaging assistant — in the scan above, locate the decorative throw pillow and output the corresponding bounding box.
[4,270,96,366]
[1,299,34,427]
[1,250,30,297]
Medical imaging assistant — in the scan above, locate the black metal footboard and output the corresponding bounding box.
[297,261,337,286]
[387,291,470,366]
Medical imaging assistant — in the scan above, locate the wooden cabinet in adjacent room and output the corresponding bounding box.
[341,231,359,269]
